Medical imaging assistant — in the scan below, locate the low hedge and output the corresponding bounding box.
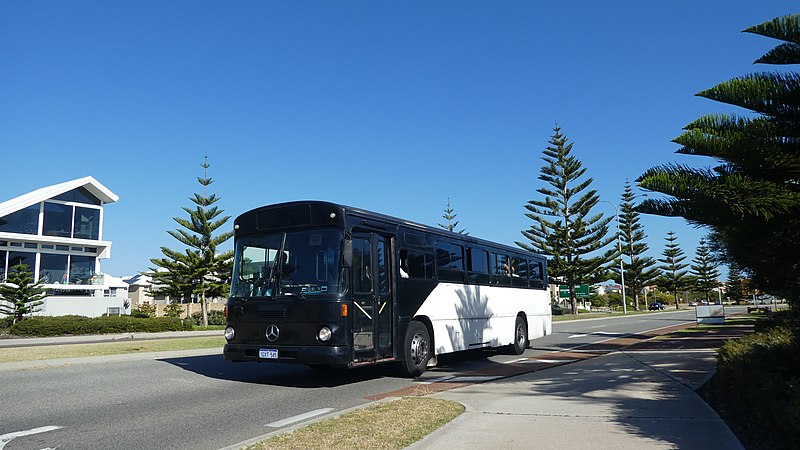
[715,318,800,449]
[10,315,193,337]
[191,310,226,326]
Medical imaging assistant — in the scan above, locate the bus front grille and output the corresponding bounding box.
[258,309,287,319]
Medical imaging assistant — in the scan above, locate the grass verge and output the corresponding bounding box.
[0,336,225,363]
[247,397,464,450]
[553,309,660,321]
[663,316,758,335]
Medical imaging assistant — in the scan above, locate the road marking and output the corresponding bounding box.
[504,358,528,364]
[522,358,580,364]
[446,376,502,382]
[568,334,588,338]
[266,408,334,428]
[417,376,455,384]
[0,426,62,450]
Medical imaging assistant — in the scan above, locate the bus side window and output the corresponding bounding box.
[492,253,511,286]
[436,241,464,282]
[404,249,434,279]
[467,247,490,285]
[529,261,544,289]
[511,257,528,287]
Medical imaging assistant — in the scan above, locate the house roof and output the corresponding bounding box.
[0,176,118,218]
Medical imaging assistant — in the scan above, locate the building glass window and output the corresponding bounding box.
[0,251,6,281]
[73,206,100,240]
[40,253,68,284]
[0,204,40,235]
[53,187,101,205]
[7,251,35,272]
[43,202,73,238]
[69,255,96,284]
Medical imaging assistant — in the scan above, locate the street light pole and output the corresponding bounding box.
[600,201,627,315]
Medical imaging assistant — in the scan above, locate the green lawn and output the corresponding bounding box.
[247,397,464,450]
[0,336,225,363]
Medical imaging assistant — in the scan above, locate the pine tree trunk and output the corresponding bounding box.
[201,290,208,327]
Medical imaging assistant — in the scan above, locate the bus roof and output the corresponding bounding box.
[237,200,545,260]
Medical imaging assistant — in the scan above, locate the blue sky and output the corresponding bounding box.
[1,1,795,277]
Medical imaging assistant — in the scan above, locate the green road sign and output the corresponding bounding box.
[559,284,590,298]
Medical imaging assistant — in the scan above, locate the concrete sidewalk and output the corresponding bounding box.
[408,348,743,450]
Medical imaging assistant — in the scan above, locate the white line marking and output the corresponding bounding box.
[418,376,455,384]
[622,349,718,354]
[447,376,502,382]
[504,358,528,364]
[568,334,588,338]
[523,359,580,364]
[266,408,334,428]
[0,426,62,450]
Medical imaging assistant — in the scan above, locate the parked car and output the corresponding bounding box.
[648,302,665,311]
[551,304,565,316]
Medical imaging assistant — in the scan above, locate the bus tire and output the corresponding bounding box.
[511,315,528,355]
[402,320,431,377]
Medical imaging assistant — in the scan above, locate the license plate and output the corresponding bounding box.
[259,349,278,359]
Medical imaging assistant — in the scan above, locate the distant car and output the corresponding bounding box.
[551,304,565,316]
[648,302,665,311]
[689,302,698,306]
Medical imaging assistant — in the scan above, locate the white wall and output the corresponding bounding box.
[39,295,131,318]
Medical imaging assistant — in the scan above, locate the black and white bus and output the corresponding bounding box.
[223,201,551,376]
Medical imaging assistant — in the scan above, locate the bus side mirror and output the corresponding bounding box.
[342,239,353,268]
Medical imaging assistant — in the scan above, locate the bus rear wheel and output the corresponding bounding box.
[511,315,528,355]
[402,320,431,377]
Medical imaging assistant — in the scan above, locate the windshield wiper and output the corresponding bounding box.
[283,290,306,301]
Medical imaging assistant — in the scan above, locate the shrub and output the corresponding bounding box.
[191,309,226,326]
[587,294,608,308]
[163,303,183,318]
[0,316,14,329]
[131,303,156,318]
[605,293,623,309]
[10,315,193,337]
[716,325,800,449]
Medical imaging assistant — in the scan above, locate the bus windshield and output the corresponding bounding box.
[231,228,345,298]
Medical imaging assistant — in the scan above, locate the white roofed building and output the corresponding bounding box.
[0,176,128,317]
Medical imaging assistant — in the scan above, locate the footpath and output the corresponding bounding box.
[404,321,748,450]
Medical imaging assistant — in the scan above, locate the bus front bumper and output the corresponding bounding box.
[223,344,351,366]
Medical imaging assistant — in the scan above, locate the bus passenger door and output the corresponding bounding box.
[351,233,393,362]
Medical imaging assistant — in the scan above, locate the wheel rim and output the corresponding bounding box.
[516,324,526,347]
[410,332,428,366]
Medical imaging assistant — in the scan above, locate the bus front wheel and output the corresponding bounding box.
[402,321,431,377]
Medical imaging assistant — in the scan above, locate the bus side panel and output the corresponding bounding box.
[411,283,551,355]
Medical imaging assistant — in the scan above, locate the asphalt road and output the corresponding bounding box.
[1,307,726,450]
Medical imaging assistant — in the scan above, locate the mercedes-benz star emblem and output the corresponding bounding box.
[266,324,280,342]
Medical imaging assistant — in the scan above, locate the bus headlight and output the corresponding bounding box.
[224,326,235,341]
[318,326,332,342]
